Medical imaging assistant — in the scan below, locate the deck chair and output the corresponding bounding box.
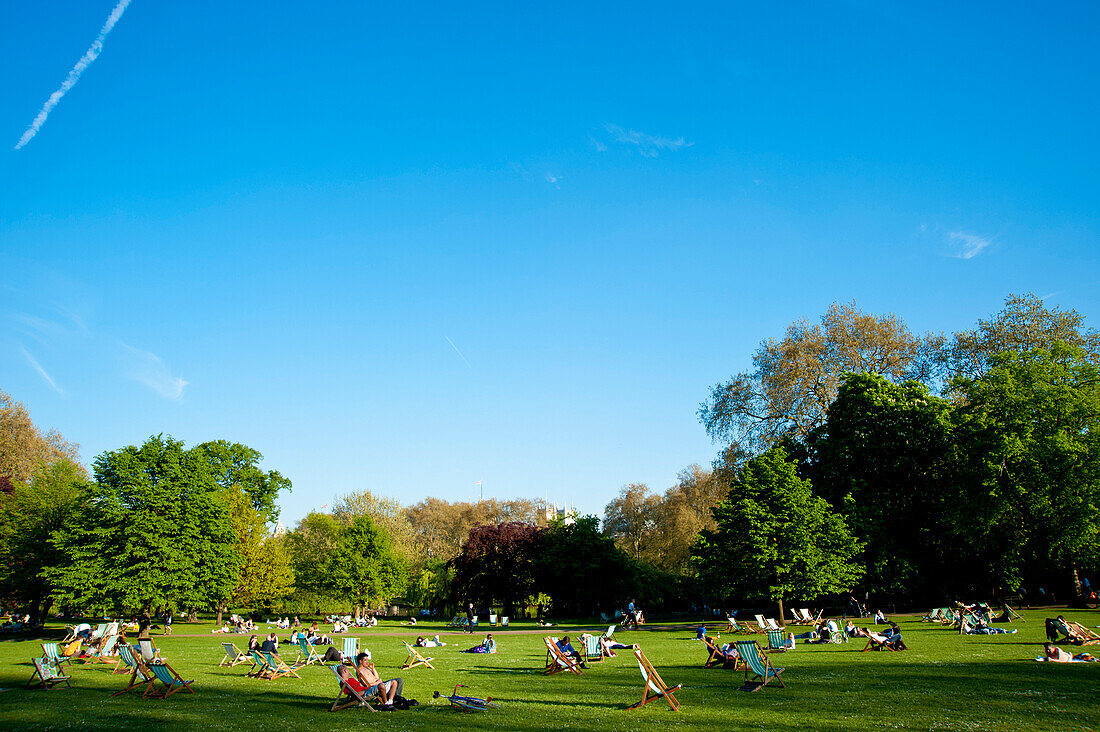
[61,625,78,643]
[112,645,154,696]
[765,618,783,631]
[604,624,616,639]
[581,634,604,663]
[862,631,901,652]
[266,651,303,679]
[626,649,682,711]
[41,642,72,671]
[1065,620,1100,645]
[329,664,381,712]
[27,658,72,690]
[89,623,107,643]
[489,614,498,626]
[501,616,509,626]
[543,637,582,675]
[296,636,323,665]
[138,638,163,664]
[342,636,359,663]
[734,640,785,691]
[727,617,759,634]
[83,634,120,664]
[219,642,251,667]
[702,635,742,669]
[144,661,195,699]
[922,608,942,622]
[600,613,611,622]
[401,640,435,669]
[767,629,790,652]
[447,615,468,628]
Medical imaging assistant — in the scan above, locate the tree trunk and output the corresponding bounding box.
[215,600,227,627]
[777,598,785,626]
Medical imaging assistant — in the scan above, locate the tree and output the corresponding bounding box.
[406,497,541,562]
[537,515,637,616]
[216,491,295,624]
[941,293,1100,382]
[802,373,957,599]
[699,301,940,458]
[693,447,864,619]
[450,522,543,617]
[0,389,81,485]
[0,460,88,621]
[950,343,1100,596]
[643,465,726,575]
[193,440,290,520]
[602,483,660,560]
[334,489,416,563]
[49,435,240,615]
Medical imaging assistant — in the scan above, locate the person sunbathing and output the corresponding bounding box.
[354,651,400,707]
[961,618,1017,635]
[595,635,638,657]
[462,633,496,653]
[416,635,446,647]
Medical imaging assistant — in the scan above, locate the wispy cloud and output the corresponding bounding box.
[444,336,471,367]
[121,342,188,400]
[20,345,63,394]
[14,0,133,150]
[604,124,692,157]
[587,134,608,152]
[948,231,994,259]
[544,172,561,189]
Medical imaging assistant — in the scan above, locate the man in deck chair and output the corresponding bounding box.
[354,651,399,708]
[626,649,682,711]
[331,664,382,711]
[556,636,588,669]
[544,637,583,675]
[702,635,741,669]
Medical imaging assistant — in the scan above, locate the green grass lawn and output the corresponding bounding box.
[1,609,1098,730]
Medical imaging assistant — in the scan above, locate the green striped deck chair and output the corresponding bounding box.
[89,623,108,642]
[219,642,251,668]
[144,661,194,699]
[329,664,380,712]
[113,645,154,696]
[922,608,942,622]
[296,636,323,666]
[767,629,789,652]
[501,616,509,626]
[581,633,603,663]
[248,650,276,679]
[341,636,359,663]
[265,652,302,679]
[734,640,785,691]
[489,614,498,626]
[83,634,119,664]
[26,658,71,690]
[401,640,435,669]
[626,649,681,711]
[41,642,71,670]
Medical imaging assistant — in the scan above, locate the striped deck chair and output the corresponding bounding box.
[342,636,359,663]
[581,633,604,663]
[27,658,72,690]
[543,637,582,675]
[144,661,195,699]
[329,664,380,712]
[401,640,435,670]
[112,645,154,696]
[922,608,943,623]
[219,642,251,667]
[296,636,323,666]
[83,634,120,664]
[447,615,467,628]
[767,629,790,652]
[702,635,742,669]
[626,650,682,711]
[604,624,616,639]
[501,616,509,626]
[489,614,498,627]
[89,623,108,643]
[265,652,303,679]
[41,642,72,671]
[248,650,276,679]
[735,640,785,691]
[138,638,163,664]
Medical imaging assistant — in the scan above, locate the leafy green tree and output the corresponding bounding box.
[216,491,295,624]
[49,435,240,615]
[951,344,1100,595]
[194,440,290,520]
[0,460,88,621]
[602,483,659,560]
[802,373,957,599]
[643,465,726,575]
[537,515,636,615]
[405,558,454,614]
[693,447,864,619]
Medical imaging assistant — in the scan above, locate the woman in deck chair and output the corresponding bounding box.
[597,635,640,657]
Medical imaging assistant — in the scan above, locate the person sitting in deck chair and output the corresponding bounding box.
[846,619,870,638]
[696,624,708,640]
[461,633,496,653]
[416,635,446,647]
[556,636,587,668]
[597,635,640,657]
[882,622,908,650]
[354,651,399,708]
[261,632,279,653]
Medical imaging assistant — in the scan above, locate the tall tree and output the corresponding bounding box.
[693,447,864,620]
[450,521,543,617]
[602,483,660,560]
[49,435,240,614]
[193,440,290,520]
[643,465,726,575]
[699,301,939,458]
[216,491,295,624]
[537,515,637,616]
[334,489,416,562]
[0,388,81,485]
[406,497,540,561]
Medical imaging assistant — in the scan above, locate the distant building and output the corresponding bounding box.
[272,520,286,537]
[540,500,577,525]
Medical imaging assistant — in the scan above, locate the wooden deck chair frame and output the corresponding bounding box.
[329,664,380,712]
[626,649,682,711]
[27,657,72,690]
[89,623,107,643]
[604,624,616,639]
[61,625,78,643]
[1067,621,1100,645]
[144,661,195,699]
[862,632,898,652]
[112,645,155,696]
[296,636,323,665]
[767,629,789,653]
[248,650,276,679]
[401,640,435,669]
[219,642,251,668]
[702,635,742,669]
[734,640,785,691]
[264,651,303,679]
[83,634,120,664]
[543,637,582,675]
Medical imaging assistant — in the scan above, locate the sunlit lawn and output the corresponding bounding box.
[1,609,1098,730]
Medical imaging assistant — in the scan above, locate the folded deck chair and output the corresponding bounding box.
[401,640,435,670]
[581,634,604,663]
[735,640,785,691]
[702,635,742,669]
[219,642,251,667]
[27,658,72,690]
[543,637,582,675]
[112,644,155,696]
[626,649,682,711]
[144,661,195,699]
[296,636,323,665]
[329,664,381,712]
[862,632,901,652]
[342,636,359,663]
[41,642,72,671]
[767,629,790,652]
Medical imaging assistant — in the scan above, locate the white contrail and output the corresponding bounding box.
[14,0,133,150]
[444,336,472,367]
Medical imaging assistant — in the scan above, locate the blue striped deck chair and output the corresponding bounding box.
[501,616,509,626]
[26,657,71,690]
[330,664,380,712]
[626,649,681,711]
[342,636,359,663]
[401,640,435,669]
[489,614,498,626]
[265,651,303,679]
[144,661,194,699]
[296,636,323,666]
[767,629,790,652]
[581,633,604,663]
[112,645,154,696]
[219,642,250,667]
[734,640,785,691]
[248,650,276,679]
[84,634,120,665]
[41,642,72,671]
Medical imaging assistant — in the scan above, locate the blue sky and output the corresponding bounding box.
[2,1,1097,524]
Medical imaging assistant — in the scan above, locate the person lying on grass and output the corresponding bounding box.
[461,633,496,653]
[354,651,401,707]
[597,635,640,657]
[960,618,1017,635]
[416,635,447,647]
[1038,643,1097,663]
